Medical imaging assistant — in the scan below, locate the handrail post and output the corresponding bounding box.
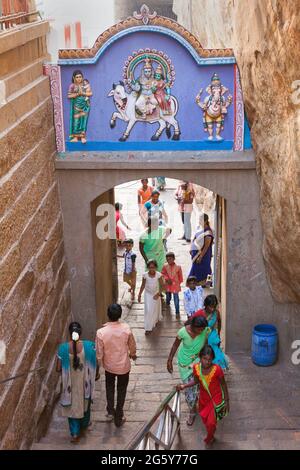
[127,389,181,450]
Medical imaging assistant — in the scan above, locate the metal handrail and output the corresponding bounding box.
[127,389,181,450]
[0,367,43,385]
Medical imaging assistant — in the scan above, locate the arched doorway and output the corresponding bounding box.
[91,178,226,346]
[48,5,269,354]
[55,151,265,354]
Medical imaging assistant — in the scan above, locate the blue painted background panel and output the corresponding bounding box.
[60,31,235,151]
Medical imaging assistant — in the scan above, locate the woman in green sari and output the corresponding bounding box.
[167,316,210,425]
[68,70,92,143]
[139,216,171,272]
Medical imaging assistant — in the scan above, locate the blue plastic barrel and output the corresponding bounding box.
[251,324,278,366]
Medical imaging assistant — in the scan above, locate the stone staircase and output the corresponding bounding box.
[32,182,300,450]
[32,299,300,450]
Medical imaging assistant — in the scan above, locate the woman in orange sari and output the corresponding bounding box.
[138,179,153,226]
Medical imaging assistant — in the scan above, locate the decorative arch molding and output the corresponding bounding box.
[58,6,235,66]
[50,4,250,151]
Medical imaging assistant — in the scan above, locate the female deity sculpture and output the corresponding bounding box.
[68,70,93,143]
[196,73,232,141]
[151,64,172,115]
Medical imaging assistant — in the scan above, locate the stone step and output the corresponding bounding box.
[0,75,50,134]
[32,429,300,451]
[1,58,46,101]
[31,187,300,451]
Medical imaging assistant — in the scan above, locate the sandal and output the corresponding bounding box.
[186,413,196,426]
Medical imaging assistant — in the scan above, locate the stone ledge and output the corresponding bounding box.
[0,76,50,133]
[0,21,50,55]
[55,150,256,171]
[1,58,46,100]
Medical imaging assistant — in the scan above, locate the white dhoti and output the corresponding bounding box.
[136,94,157,116]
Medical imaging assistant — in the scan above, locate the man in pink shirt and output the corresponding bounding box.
[96,304,137,427]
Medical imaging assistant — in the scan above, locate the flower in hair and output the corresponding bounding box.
[72,332,80,342]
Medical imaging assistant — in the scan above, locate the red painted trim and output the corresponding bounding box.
[64,24,71,48]
[75,21,82,49]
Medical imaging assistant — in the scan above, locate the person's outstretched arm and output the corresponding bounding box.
[158,275,166,294]
[216,308,222,335]
[178,266,183,285]
[196,236,212,263]
[176,374,199,391]
[162,206,168,224]
[165,227,172,239]
[120,212,131,230]
[220,376,230,412]
[128,331,137,361]
[139,241,148,265]
[167,337,181,373]
[95,331,104,366]
[138,277,146,303]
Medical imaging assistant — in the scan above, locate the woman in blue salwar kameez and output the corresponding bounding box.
[56,322,99,443]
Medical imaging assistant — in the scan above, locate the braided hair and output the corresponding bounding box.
[68,322,82,370]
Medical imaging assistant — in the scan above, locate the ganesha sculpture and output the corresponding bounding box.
[196,73,232,141]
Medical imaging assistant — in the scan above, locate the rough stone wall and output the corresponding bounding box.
[173,0,300,303]
[0,21,71,449]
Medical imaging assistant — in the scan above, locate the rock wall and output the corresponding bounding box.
[0,21,71,449]
[173,0,300,303]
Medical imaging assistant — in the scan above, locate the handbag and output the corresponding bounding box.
[199,364,228,422]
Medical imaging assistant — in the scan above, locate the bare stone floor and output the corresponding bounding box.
[32,180,300,450]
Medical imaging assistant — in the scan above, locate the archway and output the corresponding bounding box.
[55,151,264,354]
[48,4,265,353]
[91,177,227,346]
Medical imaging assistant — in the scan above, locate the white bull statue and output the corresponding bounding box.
[108,82,181,142]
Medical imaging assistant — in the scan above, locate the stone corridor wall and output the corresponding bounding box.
[173,0,300,303]
[0,21,71,449]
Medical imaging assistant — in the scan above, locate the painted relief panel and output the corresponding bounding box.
[50,7,251,152]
